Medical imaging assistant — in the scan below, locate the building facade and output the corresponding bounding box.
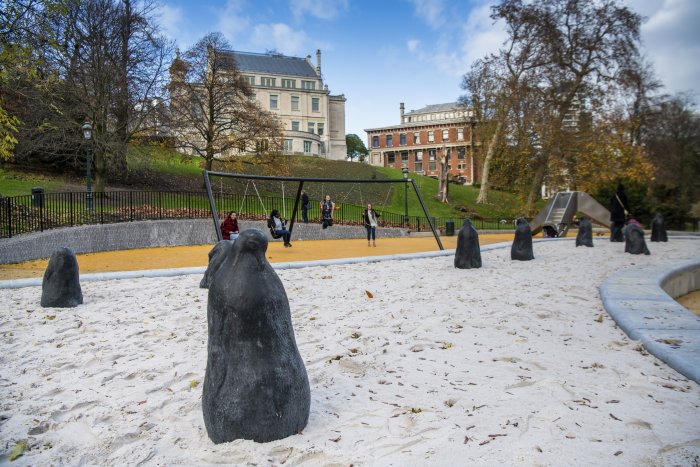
[229,49,347,160]
[364,103,478,183]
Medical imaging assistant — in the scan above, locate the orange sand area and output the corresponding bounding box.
[0,234,516,280]
[677,290,700,317]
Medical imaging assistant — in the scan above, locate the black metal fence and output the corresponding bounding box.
[0,190,531,238]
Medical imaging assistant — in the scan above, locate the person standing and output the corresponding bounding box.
[609,182,630,242]
[363,203,380,247]
[220,211,239,240]
[301,190,310,223]
[320,194,335,229]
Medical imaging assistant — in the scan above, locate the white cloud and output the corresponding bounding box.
[407,39,420,52]
[251,23,309,56]
[408,0,446,29]
[154,4,184,41]
[216,0,251,47]
[291,0,349,21]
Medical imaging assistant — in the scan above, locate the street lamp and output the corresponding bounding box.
[82,121,93,211]
[402,167,409,226]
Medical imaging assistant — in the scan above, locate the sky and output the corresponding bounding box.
[156,0,700,142]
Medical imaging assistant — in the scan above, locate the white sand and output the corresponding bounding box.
[1,239,699,466]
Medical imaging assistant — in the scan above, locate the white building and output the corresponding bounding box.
[225,49,347,160]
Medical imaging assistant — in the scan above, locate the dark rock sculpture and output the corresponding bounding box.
[575,217,594,247]
[609,182,630,242]
[41,247,83,308]
[624,223,651,255]
[203,229,310,444]
[200,240,234,289]
[650,213,668,242]
[511,218,534,261]
[454,219,482,269]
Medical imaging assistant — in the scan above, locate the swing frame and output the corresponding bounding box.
[203,170,444,250]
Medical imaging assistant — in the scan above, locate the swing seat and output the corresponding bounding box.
[267,218,282,239]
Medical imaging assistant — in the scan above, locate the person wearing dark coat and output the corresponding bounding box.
[220,211,239,240]
[624,218,650,255]
[575,217,594,247]
[454,219,482,269]
[301,190,310,224]
[511,218,534,261]
[609,182,630,242]
[650,212,668,242]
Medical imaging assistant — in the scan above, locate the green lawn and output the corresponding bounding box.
[0,168,66,197]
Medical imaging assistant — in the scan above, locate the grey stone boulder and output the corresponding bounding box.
[41,247,83,308]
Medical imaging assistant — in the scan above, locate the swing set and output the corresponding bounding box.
[203,170,444,250]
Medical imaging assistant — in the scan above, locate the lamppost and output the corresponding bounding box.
[402,167,409,226]
[82,121,93,211]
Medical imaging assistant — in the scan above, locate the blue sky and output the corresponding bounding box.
[156,0,700,141]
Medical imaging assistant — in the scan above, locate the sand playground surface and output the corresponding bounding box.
[1,238,700,465]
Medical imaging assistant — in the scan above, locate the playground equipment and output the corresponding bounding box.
[530,191,611,237]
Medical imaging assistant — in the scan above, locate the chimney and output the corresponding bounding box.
[316,49,321,76]
[306,55,312,65]
[400,102,405,122]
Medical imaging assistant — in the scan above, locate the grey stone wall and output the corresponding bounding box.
[0,219,409,264]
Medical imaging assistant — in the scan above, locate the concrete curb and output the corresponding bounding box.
[600,251,700,384]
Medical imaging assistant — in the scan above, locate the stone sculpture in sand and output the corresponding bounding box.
[511,218,534,261]
[624,223,651,255]
[651,213,668,242]
[41,247,83,308]
[200,239,235,289]
[202,229,310,443]
[454,219,482,269]
[575,217,594,247]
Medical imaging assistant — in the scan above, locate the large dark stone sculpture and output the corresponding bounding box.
[454,219,482,269]
[624,223,651,255]
[203,229,310,444]
[41,247,83,308]
[650,213,668,242]
[575,217,594,247]
[511,218,534,261]
[200,240,234,289]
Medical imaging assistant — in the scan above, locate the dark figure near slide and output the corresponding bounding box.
[455,219,482,269]
[200,240,234,289]
[576,217,594,247]
[203,229,310,443]
[511,218,534,261]
[624,218,650,255]
[609,182,630,242]
[41,247,83,308]
[651,212,668,242]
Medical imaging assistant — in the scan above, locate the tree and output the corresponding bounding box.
[345,133,368,161]
[169,33,283,171]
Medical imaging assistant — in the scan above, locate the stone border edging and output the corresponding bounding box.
[600,250,700,384]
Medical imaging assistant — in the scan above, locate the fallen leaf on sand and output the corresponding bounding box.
[609,413,621,421]
[189,380,199,389]
[442,342,453,349]
[411,407,422,414]
[595,314,604,323]
[45,315,56,321]
[614,451,623,456]
[365,290,374,298]
[9,441,26,461]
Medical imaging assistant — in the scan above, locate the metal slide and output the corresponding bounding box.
[529,191,611,237]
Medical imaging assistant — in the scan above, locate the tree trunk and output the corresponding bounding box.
[437,152,450,203]
[476,120,502,205]
[94,148,106,194]
[525,154,548,214]
[112,0,131,177]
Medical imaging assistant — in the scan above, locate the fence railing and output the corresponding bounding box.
[0,190,534,239]
[5,190,694,239]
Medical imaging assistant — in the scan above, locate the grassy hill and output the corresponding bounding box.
[1,144,530,220]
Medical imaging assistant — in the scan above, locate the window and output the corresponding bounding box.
[457,148,465,159]
[413,132,420,144]
[457,128,464,141]
[414,151,423,172]
[291,96,299,111]
[292,121,300,131]
[312,97,320,112]
[308,122,315,133]
[428,149,436,171]
[399,133,406,145]
[458,163,466,170]
[243,75,255,86]
[283,139,293,152]
[387,152,395,164]
[442,129,449,141]
[372,135,379,148]
[317,123,324,136]
[269,94,278,109]
[386,135,393,147]
[428,131,434,143]
[282,79,295,88]
[401,151,409,163]
[261,77,275,87]
[301,80,315,90]
[304,140,312,153]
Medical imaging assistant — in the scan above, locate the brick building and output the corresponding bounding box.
[364,102,478,183]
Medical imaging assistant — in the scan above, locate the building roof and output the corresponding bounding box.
[404,102,462,115]
[221,50,318,78]
[364,118,469,133]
